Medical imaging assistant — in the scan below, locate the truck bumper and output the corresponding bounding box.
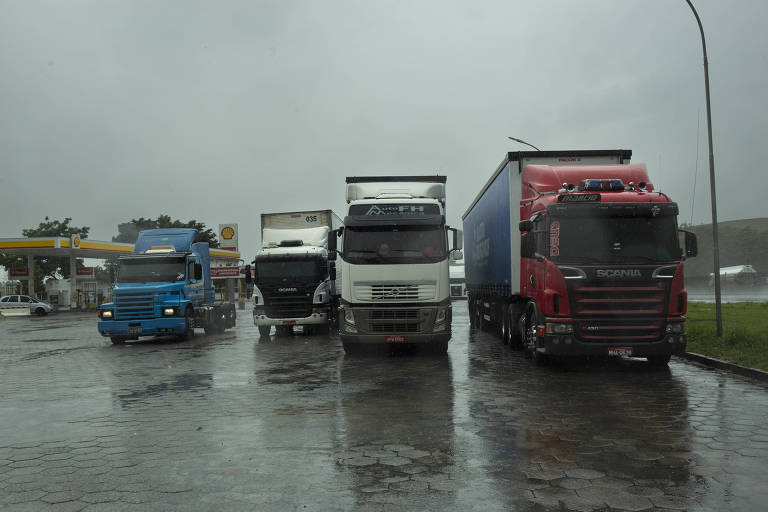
[253,306,328,327]
[338,303,451,346]
[340,331,451,345]
[538,333,687,357]
[97,317,186,338]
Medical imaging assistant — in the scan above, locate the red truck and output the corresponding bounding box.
[462,150,697,366]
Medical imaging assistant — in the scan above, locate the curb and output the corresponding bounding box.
[678,352,768,382]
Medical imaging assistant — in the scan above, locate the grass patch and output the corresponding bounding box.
[686,301,768,372]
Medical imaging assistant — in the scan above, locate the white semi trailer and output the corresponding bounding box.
[248,210,342,337]
[329,177,463,354]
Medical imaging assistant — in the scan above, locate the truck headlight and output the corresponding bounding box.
[99,310,113,319]
[344,309,355,325]
[163,307,178,316]
[435,308,446,324]
[545,322,573,334]
[666,323,685,334]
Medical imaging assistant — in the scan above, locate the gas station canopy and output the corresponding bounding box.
[0,237,240,260]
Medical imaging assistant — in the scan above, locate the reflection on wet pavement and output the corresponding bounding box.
[0,304,767,510]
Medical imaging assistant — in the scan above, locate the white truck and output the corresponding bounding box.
[329,176,463,354]
[248,210,343,337]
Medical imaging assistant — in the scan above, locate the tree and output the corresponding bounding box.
[0,217,90,293]
[112,215,219,247]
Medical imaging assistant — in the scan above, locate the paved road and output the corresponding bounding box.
[1,303,767,511]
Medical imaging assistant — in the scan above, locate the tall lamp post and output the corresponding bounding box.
[507,136,541,151]
[685,0,722,336]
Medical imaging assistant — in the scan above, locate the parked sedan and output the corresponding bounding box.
[0,295,55,315]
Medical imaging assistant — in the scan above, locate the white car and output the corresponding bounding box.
[0,295,55,315]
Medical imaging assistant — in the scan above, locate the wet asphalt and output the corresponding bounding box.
[0,302,767,512]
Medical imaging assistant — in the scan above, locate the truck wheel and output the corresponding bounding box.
[204,315,222,335]
[468,299,476,328]
[508,306,523,350]
[180,307,195,340]
[501,313,510,345]
[258,325,271,337]
[342,342,359,355]
[474,301,484,331]
[522,308,547,366]
[303,326,314,336]
[110,336,126,345]
[428,341,448,355]
[276,325,292,337]
[647,355,671,368]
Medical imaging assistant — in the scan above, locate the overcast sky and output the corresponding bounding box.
[1,0,767,266]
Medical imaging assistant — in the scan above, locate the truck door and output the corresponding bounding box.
[522,214,548,306]
[185,258,204,305]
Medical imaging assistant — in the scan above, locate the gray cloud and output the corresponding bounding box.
[1,0,766,261]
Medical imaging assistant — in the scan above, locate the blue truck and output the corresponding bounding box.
[97,228,236,344]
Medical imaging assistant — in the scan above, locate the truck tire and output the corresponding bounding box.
[110,336,127,345]
[501,311,510,345]
[204,314,223,335]
[428,341,449,355]
[179,307,195,340]
[342,342,359,355]
[647,354,671,368]
[276,325,292,337]
[303,326,314,336]
[507,306,523,350]
[468,299,476,328]
[258,325,271,337]
[522,306,547,366]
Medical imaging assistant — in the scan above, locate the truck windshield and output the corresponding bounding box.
[343,225,447,264]
[117,256,187,283]
[550,215,681,264]
[255,259,324,283]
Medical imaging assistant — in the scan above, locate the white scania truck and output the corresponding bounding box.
[249,210,342,337]
[329,177,463,354]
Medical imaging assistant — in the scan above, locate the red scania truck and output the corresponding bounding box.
[462,150,698,366]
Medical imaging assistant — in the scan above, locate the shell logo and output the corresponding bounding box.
[220,227,235,240]
[73,235,80,248]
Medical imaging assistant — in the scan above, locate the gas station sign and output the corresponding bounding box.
[9,268,29,278]
[218,224,239,252]
[211,266,241,278]
[76,267,95,277]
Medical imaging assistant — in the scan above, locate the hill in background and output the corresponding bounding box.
[681,218,768,279]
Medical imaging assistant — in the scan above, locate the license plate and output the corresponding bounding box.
[608,347,633,357]
[281,320,296,325]
[127,327,142,334]
[386,335,405,343]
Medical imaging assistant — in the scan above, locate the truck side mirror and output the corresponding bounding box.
[521,232,535,258]
[328,228,341,260]
[519,220,533,232]
[244,265,252,284]
[450,250,463,262]
[682,230,698,258]
[447,227,463,252]
[194,263,203,280]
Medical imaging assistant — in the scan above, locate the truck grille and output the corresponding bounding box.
[568,281,669,342]
[354,283,436,301]
[368,310,421,333]
[115,293,155,320]
[261,286,313,318]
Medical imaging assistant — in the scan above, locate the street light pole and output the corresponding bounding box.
[685,0,722,336]
[507,136,541,151]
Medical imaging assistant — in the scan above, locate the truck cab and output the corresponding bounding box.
[97,229,236,344]
[250,211,342,337]
[517,165,697,364]
[334,176,462,353]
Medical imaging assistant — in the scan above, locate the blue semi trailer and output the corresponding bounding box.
[97,228,236,344]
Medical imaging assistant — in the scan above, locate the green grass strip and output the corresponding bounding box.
[686,301,768,372]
